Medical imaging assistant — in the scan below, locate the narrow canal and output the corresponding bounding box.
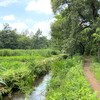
[4,73,51,100]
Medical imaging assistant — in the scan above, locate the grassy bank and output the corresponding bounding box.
[0,49,61,98]
[0,49,97,99]
[90,57,100,83]
[46,56,97,100]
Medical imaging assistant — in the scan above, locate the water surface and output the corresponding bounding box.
[4,73,51,100]
[29,73,51,100]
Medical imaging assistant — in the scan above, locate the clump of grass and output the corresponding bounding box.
[90,57,100,82]
[1,63,34,95]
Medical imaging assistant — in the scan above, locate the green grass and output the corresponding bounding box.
[0,49,60,57]
[0,55,34,95]
[0,49,61,98]
[90,57,100,83]
[0,49,96,99]
[46,56,97,100]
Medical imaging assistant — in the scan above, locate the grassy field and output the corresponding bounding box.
[0,49,61,98]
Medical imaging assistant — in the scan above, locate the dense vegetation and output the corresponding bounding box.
[1,0,100,99]
[46,56,97,99]
[0,49,61,99]
[0,24,50,49]
[50,0,100,57]
[90,57,100,82]
[45,0,100,99]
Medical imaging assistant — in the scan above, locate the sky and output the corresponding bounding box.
[0,0,54,39]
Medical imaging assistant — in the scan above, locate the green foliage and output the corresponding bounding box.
[90,57,100,82]
[50,0,100,56]
[0,24,19,49]
[0,57,35,95]
[0,77,6,86]
[0,24,50,49]
[92,27,100,57]
[31,29,49,49]
[46,56,97,99]
[18,34,31,49]
[0,92,2,100]
[93,28,100,42]
[0,49,60,57]
[0,49,61,98]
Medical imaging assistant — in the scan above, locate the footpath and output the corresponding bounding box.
[83,57,100,98]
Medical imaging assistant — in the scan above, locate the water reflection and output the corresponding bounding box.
[29,73,51,100]
[4,73,51,100]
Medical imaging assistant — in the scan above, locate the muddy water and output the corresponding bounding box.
[4,73,51,100]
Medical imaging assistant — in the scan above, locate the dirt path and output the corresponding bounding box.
[83,57,100,97]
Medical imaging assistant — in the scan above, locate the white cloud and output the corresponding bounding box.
[10,22,28,32]
[30,20,52,39]
[0,22,28,33]
[0,24,3,30]
[50,18,57,23]
[33,22,50,32]
[0,18,54,39]
[0,0,18,7]
[26,0,52,15]
[2,15,15,21]
[9,21,51,39]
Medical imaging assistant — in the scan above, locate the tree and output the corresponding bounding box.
[18,34,31,49]
[0,24,19,49]
[31,29,49,49]
[51,0,100,56]
[93,28,100,58]
[0,24,49,50]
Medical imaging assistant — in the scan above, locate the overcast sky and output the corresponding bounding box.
[0,0,54,38]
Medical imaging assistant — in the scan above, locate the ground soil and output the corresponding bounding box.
[83,57,100,98]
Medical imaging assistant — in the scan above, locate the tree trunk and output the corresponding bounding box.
[79,43,85,55]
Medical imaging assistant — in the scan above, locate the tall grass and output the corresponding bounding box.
[0,49,60,57]
[0,49,61,99]
[46,56,97,100]
[90,57,100,82]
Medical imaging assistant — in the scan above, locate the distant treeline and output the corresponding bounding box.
[0,24,50,49]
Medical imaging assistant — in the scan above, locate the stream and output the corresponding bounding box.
[4,73,51,100]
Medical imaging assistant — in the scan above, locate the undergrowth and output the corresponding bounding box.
[90,57,100,83]
[46,56,97,100]
[0,49,61,99]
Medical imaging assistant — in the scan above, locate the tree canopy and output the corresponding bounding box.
[51,0,100,56]
[0,24,50,49]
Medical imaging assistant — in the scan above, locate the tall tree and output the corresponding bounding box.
[18,34,31,49]
[51,0,100,56]
[0,24,19,49]
[31,29,49,49]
